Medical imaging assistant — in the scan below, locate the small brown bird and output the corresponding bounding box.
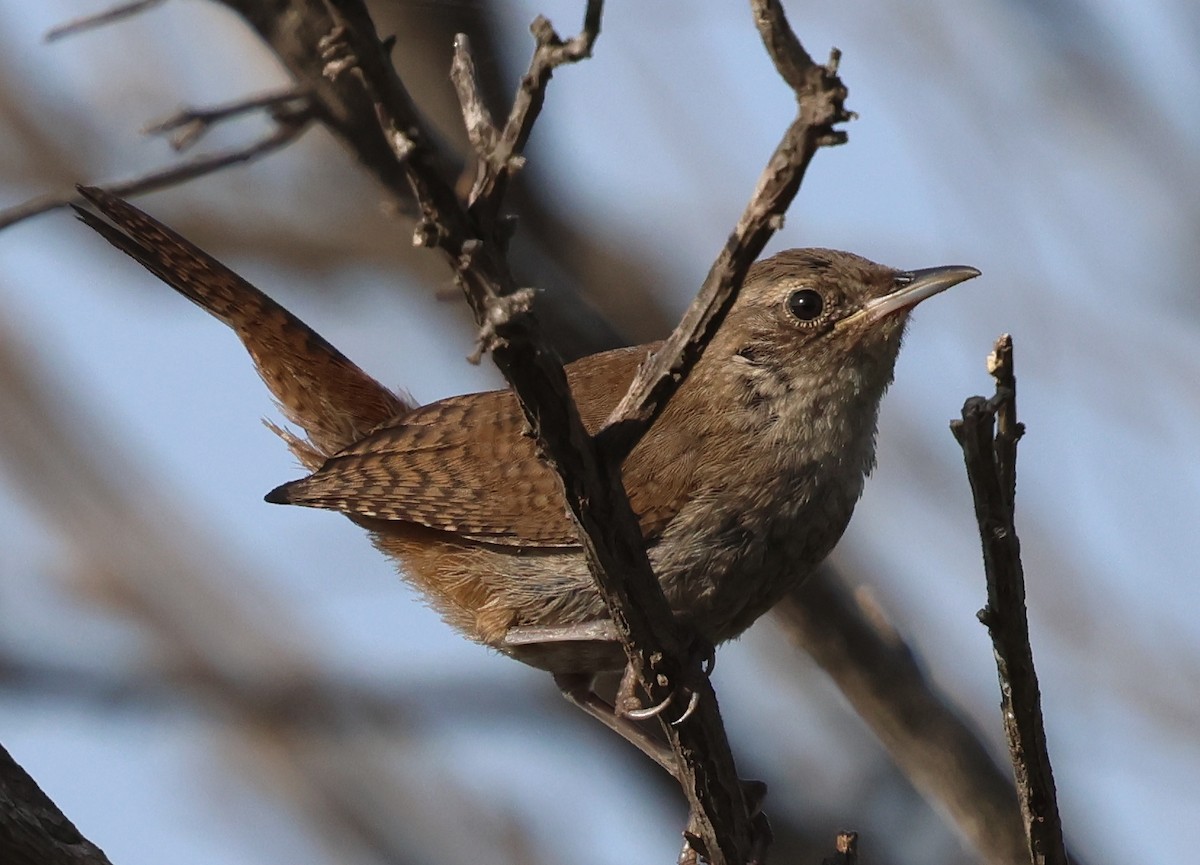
[75,186,978,767]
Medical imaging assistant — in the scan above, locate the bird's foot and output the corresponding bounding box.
[617,636,715,726]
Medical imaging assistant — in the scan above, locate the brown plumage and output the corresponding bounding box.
[74,187,407,469]
[75,186,978,708]
[266,343,689,545]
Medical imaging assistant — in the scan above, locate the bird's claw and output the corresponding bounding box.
[623,689,674,720]
[671,688,701,726]
[616,638,715,726]
[622,680,701,725]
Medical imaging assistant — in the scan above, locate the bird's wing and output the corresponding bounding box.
[269,342,693,547]
[74,186,409,466]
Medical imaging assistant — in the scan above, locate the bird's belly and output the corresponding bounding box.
[651,476,859,645]
[366,465,860,670]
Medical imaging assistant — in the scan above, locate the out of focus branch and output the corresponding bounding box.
[951,336,1067,865]
[0,101,314,230]
[45,0,166,42]
[774,568,1027,865]
[12,0,644,351]
[143,87,312,151]
[0,314,529,865]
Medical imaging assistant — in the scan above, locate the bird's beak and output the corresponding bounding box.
[837,264,981,330]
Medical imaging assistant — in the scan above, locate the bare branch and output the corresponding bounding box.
[0,743,114,865]
[210,0,628,353]
[820,830,859,865]
[449,35,501,189]
[988,337,1020,511]
[951,336,1068,865]
[596,0,851,462]
[143,87,313,151]
[456,1,603,213]
[0,107,313,230]
[751,0,817,88]
[45,0,166,42]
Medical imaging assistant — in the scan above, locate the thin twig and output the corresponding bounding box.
[454,1,603,215]
[820,830,858,865]
[143,87,313,151]
[0,110,313,231]
[951,335,1067,865]
[595,0,851,462]
[45,0,166,42]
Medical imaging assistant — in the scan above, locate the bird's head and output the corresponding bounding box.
[698,248,980,432]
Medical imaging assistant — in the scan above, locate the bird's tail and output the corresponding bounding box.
[73,186,411,467]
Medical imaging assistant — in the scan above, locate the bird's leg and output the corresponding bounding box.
[511,624,769,835]
[552,671,679,778]
[506,621,678,773]
[507,621,713,727]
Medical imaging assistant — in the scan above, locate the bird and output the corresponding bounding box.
[74,185,979,772]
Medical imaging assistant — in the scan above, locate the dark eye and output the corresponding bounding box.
[786,288,824,322]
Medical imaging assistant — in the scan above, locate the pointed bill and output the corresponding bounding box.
[837,264,981,330]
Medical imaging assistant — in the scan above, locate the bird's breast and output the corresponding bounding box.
[649,428,871,645]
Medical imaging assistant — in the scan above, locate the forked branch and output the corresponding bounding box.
[0,92,315,230]
[143,87,313,151]
[451,1,602,216]
[951,336,1068,865]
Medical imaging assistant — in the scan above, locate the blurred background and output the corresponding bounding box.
[1,1,1198,863]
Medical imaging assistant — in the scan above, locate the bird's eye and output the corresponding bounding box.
[786,288,824,322]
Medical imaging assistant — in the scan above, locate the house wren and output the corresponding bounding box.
[74,187,978,760]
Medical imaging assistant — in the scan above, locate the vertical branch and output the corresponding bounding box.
[951,336,1068,865]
